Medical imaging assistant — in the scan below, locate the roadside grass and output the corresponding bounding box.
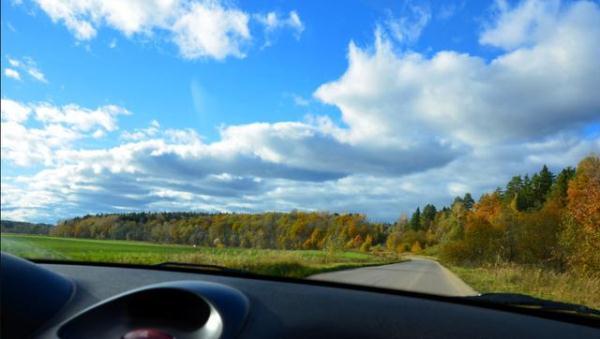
[0,234,402,278]
[447,262,600,310]
[409,244,600,309]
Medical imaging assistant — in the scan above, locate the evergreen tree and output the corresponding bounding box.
[538,165,555,198]
[505,175,523,203]
[550,166,576,203]
[410,208,421,231]
[530,165,555,208]
[515,175,534,210]
[463,193,475,210]
[421,204,437,229]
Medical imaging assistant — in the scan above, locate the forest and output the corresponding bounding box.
[49,155,599,275]
[0,220,52,235]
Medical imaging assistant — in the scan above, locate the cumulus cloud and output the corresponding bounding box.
[1,99,31,123]
[33,103,128,132]
[4,68,21,80]
[1,99,129,166]
[0,92,461,220]
[5,56,47,82]
[28,0,303,60]
[171,1,250,59]
[121,120,160,141]
[34,0,176,39]
[316,0,600,145]
[2,130,596,221]
[480,0,560,50]
[2,0,599,222]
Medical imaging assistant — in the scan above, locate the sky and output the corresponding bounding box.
[1,0,599,223]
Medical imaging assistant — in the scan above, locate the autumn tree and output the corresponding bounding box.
[562,156,600,274]
[360,235,373,252]
[394,213,409,232]
[411,241,422,253]
[386,232,400,252]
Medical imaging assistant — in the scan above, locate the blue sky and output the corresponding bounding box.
[1,0,495,141]
[1,0,599,223]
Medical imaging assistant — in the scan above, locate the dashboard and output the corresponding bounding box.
[1,253,598,338]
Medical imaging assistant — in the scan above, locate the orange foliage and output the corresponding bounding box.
[410,241,422,254]
[471,193,503,226]
[564,156,600,273]
[567,156,600,233]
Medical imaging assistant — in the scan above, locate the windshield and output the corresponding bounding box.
[1,0,599,312]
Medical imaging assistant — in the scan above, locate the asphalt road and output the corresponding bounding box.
[309,257,478,296]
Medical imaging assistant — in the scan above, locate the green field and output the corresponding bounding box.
[0,234,401,278]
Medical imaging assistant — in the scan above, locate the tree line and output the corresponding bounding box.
[51,211,389,252]
[395,155,598,275]
[0,220,51,235]
[49,155,599,273]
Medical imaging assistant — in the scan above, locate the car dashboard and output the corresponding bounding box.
[1,253,598,338]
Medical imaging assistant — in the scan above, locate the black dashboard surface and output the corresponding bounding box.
[21,263,597,339]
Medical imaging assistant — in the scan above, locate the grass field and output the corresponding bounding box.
[448,263,600,310]
[0,234,401,278]
[420,245,600,309]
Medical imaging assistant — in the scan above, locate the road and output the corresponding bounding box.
[309,257,477,296]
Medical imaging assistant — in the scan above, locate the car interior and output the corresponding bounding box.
[1,252,598,339]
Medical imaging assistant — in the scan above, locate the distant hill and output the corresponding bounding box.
[0,220,53,235]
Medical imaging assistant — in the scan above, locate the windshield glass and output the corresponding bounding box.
[1,0,599,311]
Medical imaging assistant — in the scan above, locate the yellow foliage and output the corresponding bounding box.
[411,241,422,253]
[564,155,600,274]
[360,235,373,252]
[396,243,405,254]
[567,156,600,233]
[472,193,503,227]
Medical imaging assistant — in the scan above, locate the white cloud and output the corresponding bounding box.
[171,2,250,60]
[4,68,21,80]
[383,3,431,44]
[288,11,303,33]
[5,56,47,83]
[2,103,598,221]
[34,103,129,132]
[28,0,302,60]
[1,99,31,122]
[1,92,461,219]
[1,120,80,166]
[27,67,47,82]
[316,0,600,145]
[292,94,310,107]
[3,130,597,221]
[257,10,304,36]
[7,58,22,67]
[34,0,177,40]
[255,10,304,47]
[2,0,600,222]
[480,0,560,50]
[121,120,161,141]
[1,99,129,166]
